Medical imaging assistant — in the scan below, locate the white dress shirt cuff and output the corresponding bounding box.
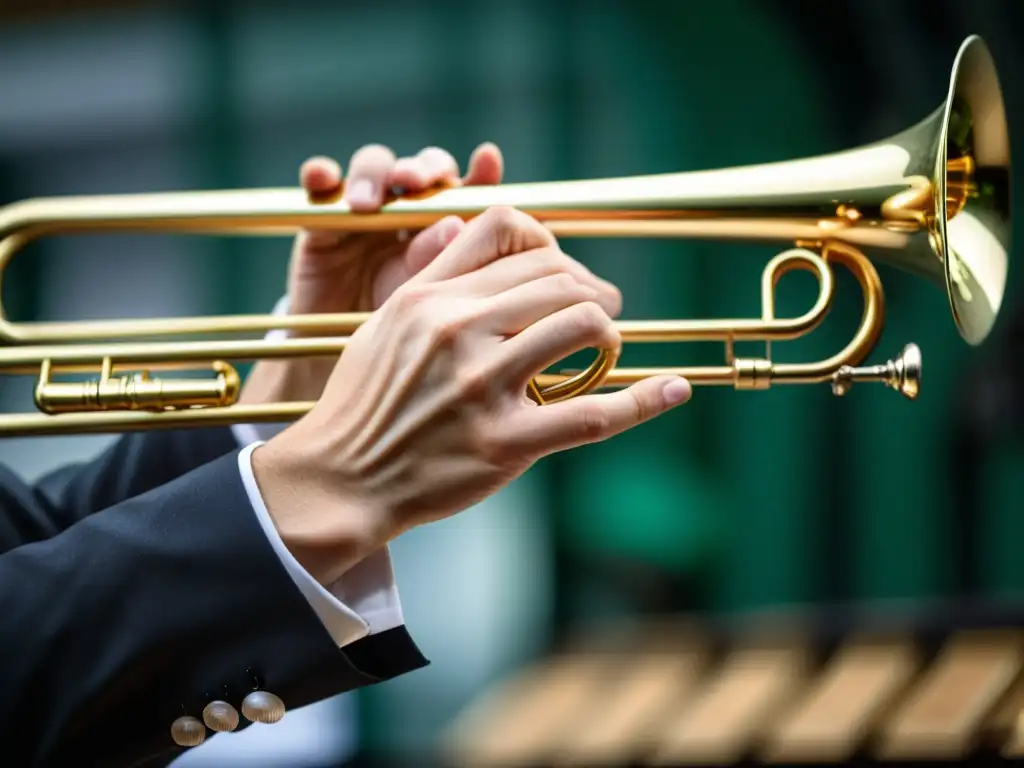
[231,295,405,647]
[237,442,405,645]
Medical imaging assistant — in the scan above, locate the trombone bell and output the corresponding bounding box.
[0,35,1010,437]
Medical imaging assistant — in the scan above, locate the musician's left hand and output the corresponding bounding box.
[240,142,505,405]
[289,142,504,316]
[241,140,622,405]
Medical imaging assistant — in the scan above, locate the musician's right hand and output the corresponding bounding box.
[251,206,692,587]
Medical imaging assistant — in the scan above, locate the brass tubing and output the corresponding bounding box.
[532,243,883,389]
[0,241,893,437]
[0,402,315,437]
[0,249,835,382]
[0,35,1005,436]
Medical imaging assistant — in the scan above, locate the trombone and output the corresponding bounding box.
[0,35,1010,438]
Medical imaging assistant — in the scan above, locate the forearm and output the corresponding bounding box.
[0,451,426,768]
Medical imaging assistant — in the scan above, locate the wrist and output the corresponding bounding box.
[250,428,393,587]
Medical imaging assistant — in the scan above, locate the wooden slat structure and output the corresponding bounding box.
[441,601,1024,767]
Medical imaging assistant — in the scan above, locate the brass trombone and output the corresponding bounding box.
[0,35,1010,438]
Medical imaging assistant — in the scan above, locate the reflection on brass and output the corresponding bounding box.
[877,631,1023,760]
[0,36,1009,436]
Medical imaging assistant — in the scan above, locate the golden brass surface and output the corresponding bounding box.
[0,35,1009,436]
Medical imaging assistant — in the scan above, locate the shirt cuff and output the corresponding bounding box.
[230,291,405,647]
[236,442,405,646]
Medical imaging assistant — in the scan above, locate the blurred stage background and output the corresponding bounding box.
[0,0,1021,766]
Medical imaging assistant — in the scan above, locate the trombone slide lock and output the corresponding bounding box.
[733,359,773,391]
[34,359,241,415]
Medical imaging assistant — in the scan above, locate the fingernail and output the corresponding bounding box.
[347,179,376,207]
[662,378,692,407]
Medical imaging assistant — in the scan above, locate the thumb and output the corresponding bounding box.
[505,375,692,458]
[403,216,466,274]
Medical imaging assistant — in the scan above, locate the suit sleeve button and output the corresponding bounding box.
[242,690,286,724]
[202,700,240,732]
[171,715,206,747]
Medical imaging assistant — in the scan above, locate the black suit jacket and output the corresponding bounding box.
[0,427,428,767]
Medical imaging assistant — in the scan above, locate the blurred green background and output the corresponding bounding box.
[0,1,1021,766]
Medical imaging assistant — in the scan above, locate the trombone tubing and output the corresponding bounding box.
[0,241,882,388]
[0,241,884,438]
[0,116,932,436]
[0,133,925,348]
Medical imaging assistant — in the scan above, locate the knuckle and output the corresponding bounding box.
[606,284,624,314]
[521,248,555,277]
[431,317,464,347]
[428,303,479,347]
[475,427,514,469]
[473,417,524,470]
[525,247,570,280]
[392,284,433,313]
[530,269,575,293]
[577,404,612,442]
[479,206,545,255]
[456,365,491,403]
[570,301,612,339]
[480,205,521,233]
[539,246,569,268]
[550,272,579,294]
[629,388,650,423]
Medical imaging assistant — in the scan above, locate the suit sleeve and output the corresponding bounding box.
[0,448,428,768]
[0,427,239,551]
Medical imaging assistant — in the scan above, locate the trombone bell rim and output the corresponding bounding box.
[937,35,1012,347]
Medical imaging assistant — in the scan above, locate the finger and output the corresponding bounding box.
[414,206,556,283]
[499,300,620,392]
[442,245,622,317]
[299,155,343,195]
[504,375,692,457]
[297,155,347,250]
[463,142,504,186]
[390,147,461,192]
[404,216,467,274]
[482,274,599,336]
[345,144,397,211]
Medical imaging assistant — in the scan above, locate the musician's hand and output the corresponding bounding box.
[288,142,503,317]
[253,207,690,586]
[240,142,622,406]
